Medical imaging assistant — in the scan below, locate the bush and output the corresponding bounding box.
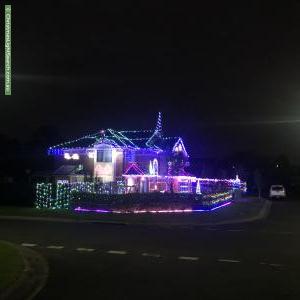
[70,191,232,212]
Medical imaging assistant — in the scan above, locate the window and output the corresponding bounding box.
[97,149,112,162]
[271,185,284,191]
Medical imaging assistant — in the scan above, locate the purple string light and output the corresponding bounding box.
[74,201,232,215]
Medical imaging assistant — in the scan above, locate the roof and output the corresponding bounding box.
[53,165,84,175]
[124,163,145,175]
[48,128,182,154]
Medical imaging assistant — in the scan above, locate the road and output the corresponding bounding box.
[1,200,300,299]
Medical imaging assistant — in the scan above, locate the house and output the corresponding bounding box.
[48,113,193,192]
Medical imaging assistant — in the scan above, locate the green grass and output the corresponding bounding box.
[0,206,102,220]
[0,241,24,291]
[0,206,129,222]
[0,206,75,218]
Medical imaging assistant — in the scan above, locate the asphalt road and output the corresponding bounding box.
[1,199,300,300]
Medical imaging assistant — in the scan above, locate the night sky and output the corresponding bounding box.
[1,1,300,161]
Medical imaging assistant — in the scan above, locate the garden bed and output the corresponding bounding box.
[71,191,233,213]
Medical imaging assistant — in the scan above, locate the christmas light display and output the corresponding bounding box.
[42,112,246,214]
[119,130,153,134]
[124,163,145,175]
[64,153,71,160]
[196,179,201,194]
[146,112,163,147]
[35,182,96,209]
[88,151,95,159]
[153,159,159,175]
[148,159,159,175]
[202,191,233,206]
[74,201,232,214]
[48,128,180,157]
[149,160,154,175]
[172,138,189,157]
[36,180,234,212]
[36,183,53,208]
[48,133,98,155]
[72,153,79,160]
[55,183,71,209]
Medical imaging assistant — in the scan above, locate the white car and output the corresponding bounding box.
[269,185,286,199]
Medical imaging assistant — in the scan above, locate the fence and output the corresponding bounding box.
[35,180,239,210]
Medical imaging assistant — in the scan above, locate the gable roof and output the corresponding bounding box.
[124,163,145,175]
[48,128,183,154]
[48,129,140,153]
[53,165,83,175]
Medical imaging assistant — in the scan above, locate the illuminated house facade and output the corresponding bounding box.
[48,113,195,193]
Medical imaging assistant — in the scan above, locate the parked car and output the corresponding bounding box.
[269,185,286,199]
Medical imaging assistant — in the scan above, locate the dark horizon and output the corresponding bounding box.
[1,1,300,162]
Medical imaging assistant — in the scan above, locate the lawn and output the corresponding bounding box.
[0,198,266,226]
[0,241,24,292]
[0,206,74,218]
[0,206,134,223]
